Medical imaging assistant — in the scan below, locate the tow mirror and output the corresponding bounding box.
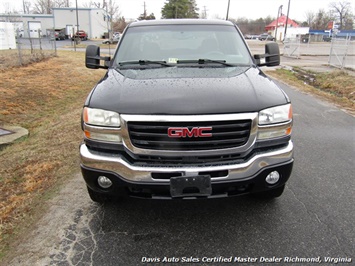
[254,42,280,67]
[85,45,111,69]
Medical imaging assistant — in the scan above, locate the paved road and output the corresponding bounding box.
[5,78,354,265]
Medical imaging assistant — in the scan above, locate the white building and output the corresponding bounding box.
[0,7,108,39]
[52,8,108,39]
[0,13,53,38]
[277,27,310,41]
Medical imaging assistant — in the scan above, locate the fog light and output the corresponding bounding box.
[97,176,113,188]
[265,171,280,185]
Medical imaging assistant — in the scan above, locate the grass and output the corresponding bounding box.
[0,49,56,70]
[266,68,355,115]
[0,50,105,258]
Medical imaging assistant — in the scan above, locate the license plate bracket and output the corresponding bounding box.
[170,175,212,198]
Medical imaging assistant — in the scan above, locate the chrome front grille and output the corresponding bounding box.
[127,120,251,151]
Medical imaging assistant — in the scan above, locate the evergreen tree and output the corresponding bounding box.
[161,0,199,19]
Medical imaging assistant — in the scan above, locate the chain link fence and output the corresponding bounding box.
[329,36,352,69]
[0,29,57,69]
[283,36,301,59]
[277,36,354,71]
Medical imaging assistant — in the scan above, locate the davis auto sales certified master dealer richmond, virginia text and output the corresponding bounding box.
[141,256,352,263]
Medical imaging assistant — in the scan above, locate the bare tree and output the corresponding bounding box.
[311,9,334,29]
[304,11,315,27]
[329,1,353,29]
[83,0,105,8]
[106,0,120,37]
[32,0,51,14]
[112,16,127,33]
[32,0,70,14]
[21,1,31,13]
[54,0,71,8]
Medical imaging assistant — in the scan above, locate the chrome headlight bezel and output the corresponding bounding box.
[258,104,292,125]
[83,107,121,127]
[83,107,122,143]
[257,104,293,140]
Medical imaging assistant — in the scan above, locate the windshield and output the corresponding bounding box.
[113,24,252,67]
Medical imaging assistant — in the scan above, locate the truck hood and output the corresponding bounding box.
[86,66,289,115]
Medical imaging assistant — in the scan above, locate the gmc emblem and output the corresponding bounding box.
[167,127,213,138]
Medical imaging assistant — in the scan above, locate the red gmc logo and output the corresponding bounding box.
[167,127,213,138]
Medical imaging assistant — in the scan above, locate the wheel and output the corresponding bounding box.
[87,186,113,203]
[252,184,285,199]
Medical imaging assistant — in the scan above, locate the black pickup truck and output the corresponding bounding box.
[80,19,293,202]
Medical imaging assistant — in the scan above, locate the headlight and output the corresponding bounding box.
[259,104,292,125]
[258,104,292,140]
[83,107,120,127]
[83,107,122,143]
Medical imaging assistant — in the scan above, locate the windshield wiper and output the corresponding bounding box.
[177,59,235,67]
[118,60,172,67]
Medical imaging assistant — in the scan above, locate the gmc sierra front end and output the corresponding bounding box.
[80,19,293,202]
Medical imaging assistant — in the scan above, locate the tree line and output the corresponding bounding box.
[304,1,353,30]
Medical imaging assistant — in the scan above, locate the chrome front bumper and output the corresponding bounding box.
[80,141,293,183]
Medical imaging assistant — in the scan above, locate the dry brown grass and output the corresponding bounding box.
[266,68,355,115]
[0,51,105,257]
[0,49,56,70]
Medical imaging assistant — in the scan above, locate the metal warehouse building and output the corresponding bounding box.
[52,8,108,39]
[0,7,108,39]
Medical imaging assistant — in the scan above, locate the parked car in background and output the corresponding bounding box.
[301,34,309,43]
[113,32,121,38]
[244,34,260,40]
[259,33,275,41]
[102,35,120,44]
[54,29,66,40]
[72,30,88,41]
[323,35,332,42]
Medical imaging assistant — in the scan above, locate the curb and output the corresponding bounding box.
[0,125,29,148]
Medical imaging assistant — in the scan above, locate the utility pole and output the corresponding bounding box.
[22,0,26,13]
[143,1,147,19]
[109,0,113,39]
[226,0,230,20]
[284,0,291,41]
[202,6,208,19]
[75,0,79,31]
[275,5,283,41]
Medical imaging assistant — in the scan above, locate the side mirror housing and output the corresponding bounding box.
[254,42,280,67]
[85,45,111,69]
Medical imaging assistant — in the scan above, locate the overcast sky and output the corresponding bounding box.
[1,0,352,22]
